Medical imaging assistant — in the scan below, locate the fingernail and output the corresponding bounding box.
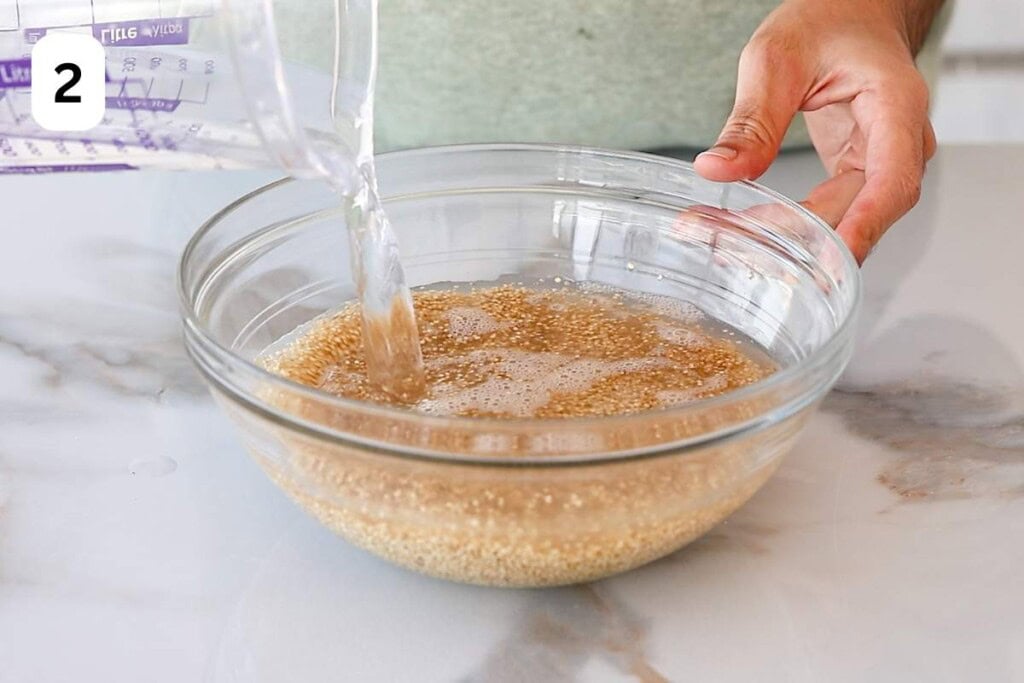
[697,145,739,162]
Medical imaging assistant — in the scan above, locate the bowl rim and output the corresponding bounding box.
[178,142,861,463]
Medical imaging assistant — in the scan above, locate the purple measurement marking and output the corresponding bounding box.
[93,18,190,47]
[24,29,47,44]
[105,96,181,112]
[0,59,31,89]
[0,164,138,174]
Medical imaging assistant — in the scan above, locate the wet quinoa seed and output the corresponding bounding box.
[262,282,775,418]
[249,281,788,587]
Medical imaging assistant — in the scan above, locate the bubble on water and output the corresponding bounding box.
[655,323,703,348]
[631,292,704,324]
[445,306,505,340]
[416,349,675,417]
[318,365,366,394]
[703,374,728,392]
[575,281,703,323]
[656,389,700,406]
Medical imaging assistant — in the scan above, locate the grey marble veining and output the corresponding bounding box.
[463,586,665,683]
[1,148,1023,682]
[827,380,1024,502]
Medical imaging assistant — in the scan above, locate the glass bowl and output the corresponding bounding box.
[179,144,860,587]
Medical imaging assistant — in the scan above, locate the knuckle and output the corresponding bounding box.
[724,109,778,149]
[742,29,800,66]
[881,68,931,112]
[893,172,923,209]
[905,77,931,111]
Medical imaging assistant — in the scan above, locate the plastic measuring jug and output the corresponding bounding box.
[0,0,374,191]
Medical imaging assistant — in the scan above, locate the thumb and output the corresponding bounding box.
[694,35,805,182]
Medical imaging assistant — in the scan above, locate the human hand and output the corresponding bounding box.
[693,0,942,263]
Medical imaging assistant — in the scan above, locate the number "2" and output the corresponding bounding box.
[54,63,82,103]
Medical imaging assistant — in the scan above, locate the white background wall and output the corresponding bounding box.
[932,0,1024,142]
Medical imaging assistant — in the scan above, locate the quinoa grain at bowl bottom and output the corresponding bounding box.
[214,384,805,587]
[227,283,798,586]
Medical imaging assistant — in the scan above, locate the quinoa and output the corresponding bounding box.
[236,282,793,587]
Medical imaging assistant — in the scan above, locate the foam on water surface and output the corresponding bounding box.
[418,350,672,418]
[260,281,777,419]
[444,306,507,340]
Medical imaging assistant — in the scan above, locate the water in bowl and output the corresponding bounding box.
[259,279,777,418]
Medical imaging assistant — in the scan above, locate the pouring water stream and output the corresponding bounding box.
[225,0,422,398]
[321,0,426,398]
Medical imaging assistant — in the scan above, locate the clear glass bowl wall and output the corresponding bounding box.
[179,144,860,586]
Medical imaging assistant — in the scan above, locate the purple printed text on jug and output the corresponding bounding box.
[93,18,189,47]
[0,59,32,89]
[0,163,137,174]
[106,96,181,112]
[24,28,47,44]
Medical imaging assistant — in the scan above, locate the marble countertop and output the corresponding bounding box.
[1,145,1022,682]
